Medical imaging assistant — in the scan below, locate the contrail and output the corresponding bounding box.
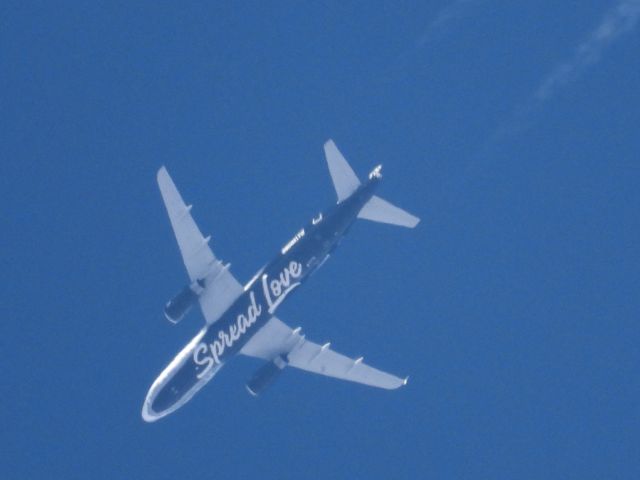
[433,0,640,217]
[387,0,483,79]
[416,0,482,48]
[535,0,640,101]
[491,0,640,142]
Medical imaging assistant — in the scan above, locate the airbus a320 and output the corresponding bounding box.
[142,140,420,422]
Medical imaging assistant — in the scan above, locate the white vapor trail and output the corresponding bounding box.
[423,1,640,217]
[535,0,640,101]
[388,0,482,83]
[490,0,640,141]
[416,0,481,48]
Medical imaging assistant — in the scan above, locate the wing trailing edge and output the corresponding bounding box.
[157,166,243,324]
[240,316,407,390]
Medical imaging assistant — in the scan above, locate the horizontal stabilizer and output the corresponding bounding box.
[324,140,361,202]
[358,195,420,228]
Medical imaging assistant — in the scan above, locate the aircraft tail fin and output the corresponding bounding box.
[358,195,420,228]
[324,139,361,202]
[322,139,419,228]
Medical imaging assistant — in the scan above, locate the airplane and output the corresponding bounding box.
[142,140,420,422]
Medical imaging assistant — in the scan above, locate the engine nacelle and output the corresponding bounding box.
[163,279,205,324]
[246,355,288,396]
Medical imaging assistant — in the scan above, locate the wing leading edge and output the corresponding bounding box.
[157,167,243,324]
[240,317,407,390]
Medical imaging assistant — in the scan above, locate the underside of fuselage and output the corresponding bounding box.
[142,184,379,421]
[142,151,410,422]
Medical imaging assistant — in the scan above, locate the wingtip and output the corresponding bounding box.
[157,165,168,181]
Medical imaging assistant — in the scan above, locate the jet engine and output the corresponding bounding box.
[163,279,205,324]
[246,355,288,396]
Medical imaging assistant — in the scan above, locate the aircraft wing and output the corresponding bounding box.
[240,316,407,390]
[157,167,244,324]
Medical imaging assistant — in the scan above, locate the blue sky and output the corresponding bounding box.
[2,1,639,478]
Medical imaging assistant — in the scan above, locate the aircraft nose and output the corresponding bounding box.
[141,385,162,422]
[150,385,178,414]
[141,398,159,422]
[141,378,175,422]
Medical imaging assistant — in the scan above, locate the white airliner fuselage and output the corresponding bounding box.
[142,142,419,422]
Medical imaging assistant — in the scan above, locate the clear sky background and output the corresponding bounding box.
[2,1,639,478]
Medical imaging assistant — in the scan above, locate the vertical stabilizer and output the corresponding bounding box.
[324,140,361,202]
